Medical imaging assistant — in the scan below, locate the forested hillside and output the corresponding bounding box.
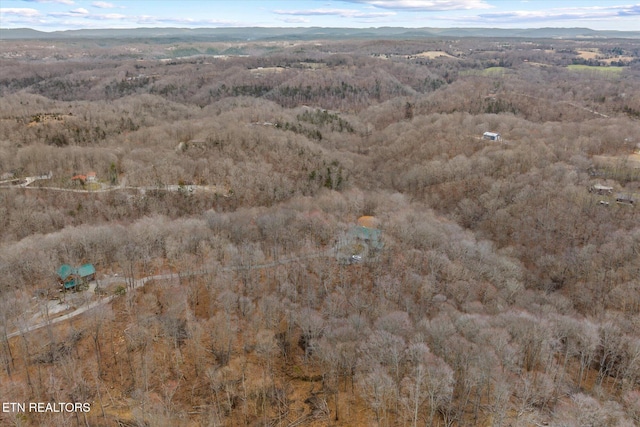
[1,35,639,426]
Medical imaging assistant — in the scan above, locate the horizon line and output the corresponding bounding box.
[3,25,640,32]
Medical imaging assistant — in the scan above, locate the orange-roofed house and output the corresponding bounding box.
[71,174,87,183]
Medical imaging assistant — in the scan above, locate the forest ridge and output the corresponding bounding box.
[2,26,640,41]
[0,33,640,426]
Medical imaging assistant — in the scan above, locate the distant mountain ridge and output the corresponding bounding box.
[2,26,640,40]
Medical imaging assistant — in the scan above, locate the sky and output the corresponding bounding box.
[1,0,639,32]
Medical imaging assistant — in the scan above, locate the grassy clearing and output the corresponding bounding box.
[577,49,599,60]
[567,64,625,75]
[415,51,457,59]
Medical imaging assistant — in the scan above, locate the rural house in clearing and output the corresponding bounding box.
[589,184,614,195]
[483,131,501,142]
[615,194,636,206]
[71,171,97,185]
[57,263,96,290]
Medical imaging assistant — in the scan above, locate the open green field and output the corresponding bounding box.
[567,64,625,75]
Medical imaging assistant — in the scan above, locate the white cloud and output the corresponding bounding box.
[0,7,45,27]
[23,0,75,4]
[50,8,90,17]
[135,15,239,27]
[92,1,116,8]
[88,12,126,20]
[280,17,312,24]
[343,0,492,11]
[0,7,41,17]
[470,4,640,24]
[70,7,89,15]
[274,8,395,19]
[432,4,640,27]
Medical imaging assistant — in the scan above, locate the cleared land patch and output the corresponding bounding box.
[566,64,625,75]
[414,50,457,59]
[577,49,599,60]
[600,55,635,64]
[593,153,640,169]
[576,49,634,64]
[249,66,285,74]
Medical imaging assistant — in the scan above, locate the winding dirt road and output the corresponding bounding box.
[7,250,335,339]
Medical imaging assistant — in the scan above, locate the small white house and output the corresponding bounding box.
[483,132,501,142]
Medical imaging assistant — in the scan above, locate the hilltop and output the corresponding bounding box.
[2,26,640,41]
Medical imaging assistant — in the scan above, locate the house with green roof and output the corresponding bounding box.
[57,263,96,290]
[349,225,383,250]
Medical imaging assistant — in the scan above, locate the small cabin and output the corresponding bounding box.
[57,263,96,290]
[483,132,501,142]
[589,184,614,195]
[615,194,636,206]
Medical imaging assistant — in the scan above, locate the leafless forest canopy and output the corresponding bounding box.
[1,35,640,426]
